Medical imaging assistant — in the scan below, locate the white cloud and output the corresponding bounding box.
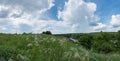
[0,0,55,20]
[0,0,55,23]
[0,26,6,30]
[93,14,120,32]
[0,0,54,14]
[58,0,99,32]
[0,0,56,33]
[93,23,106,31]
[0,0,110,34]
[110,14,120,27]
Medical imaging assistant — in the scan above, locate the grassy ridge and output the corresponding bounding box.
[0,34,120,61]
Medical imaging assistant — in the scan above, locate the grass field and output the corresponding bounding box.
[0,34,120,61]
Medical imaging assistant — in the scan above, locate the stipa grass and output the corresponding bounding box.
[0,34,120,61]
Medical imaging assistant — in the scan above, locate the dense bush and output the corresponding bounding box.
[78,35,93,49]
[92,31,115,53]
[77,31,118,53]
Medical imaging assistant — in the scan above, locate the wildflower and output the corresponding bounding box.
[17,54,28,61]
[27,43,33,48]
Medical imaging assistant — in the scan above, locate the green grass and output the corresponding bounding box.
[0,34,120,61]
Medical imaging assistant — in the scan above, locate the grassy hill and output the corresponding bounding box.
[0,34,120,61]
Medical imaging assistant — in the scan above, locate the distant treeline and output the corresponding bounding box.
[0,31,52,35]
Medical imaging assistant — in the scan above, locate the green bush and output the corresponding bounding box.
[78,35,93,49]
[92,31,115,53]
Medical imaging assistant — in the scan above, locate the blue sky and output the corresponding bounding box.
[85,0,120,23]
[0,0,120,34]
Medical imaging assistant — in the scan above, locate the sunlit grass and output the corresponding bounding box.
[0,34,120,61]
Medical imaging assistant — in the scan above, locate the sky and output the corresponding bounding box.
[0,0,120,34]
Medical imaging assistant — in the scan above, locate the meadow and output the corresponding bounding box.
[0,33,120,61]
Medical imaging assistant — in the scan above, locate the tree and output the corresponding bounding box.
[42,31,52,35]
[78,35,93,49]
[117,30,120,41]
[116,30,120,50]
[22,32,27,35]
[92,31,114,53]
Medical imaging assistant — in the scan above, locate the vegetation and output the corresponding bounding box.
[78,35,93,49]
[0,31,120,61]
[77,31,119,53]
[42,31,52,35]
[92,31,114,53]
[56,31,120,53]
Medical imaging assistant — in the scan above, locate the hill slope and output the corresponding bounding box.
[0,34,120,61]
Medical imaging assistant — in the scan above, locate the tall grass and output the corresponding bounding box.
[0,34,120,61]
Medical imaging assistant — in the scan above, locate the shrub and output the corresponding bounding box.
[78,35,93,49]
[92,31,115,53]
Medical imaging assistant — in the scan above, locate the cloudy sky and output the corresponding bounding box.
[0,0,120,34]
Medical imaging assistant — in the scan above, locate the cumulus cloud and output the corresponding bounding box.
[0,0,55,20]
[0,0,54,14]
[0,0,56,33]
[93,23,106,31]
[0,0,110,34]
[58,0,99,32]
[110,14,120,27]
[93,14,120,32]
